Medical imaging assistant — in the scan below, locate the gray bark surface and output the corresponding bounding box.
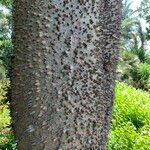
[11,0,122,149]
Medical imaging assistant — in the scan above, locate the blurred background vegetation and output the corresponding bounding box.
[0,0,149,149]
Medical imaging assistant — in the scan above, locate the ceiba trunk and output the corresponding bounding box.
[11,0,121,149]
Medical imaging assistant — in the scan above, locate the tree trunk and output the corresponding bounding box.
[11,0,122,149]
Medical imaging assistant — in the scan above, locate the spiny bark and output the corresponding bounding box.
[11,0,122,149]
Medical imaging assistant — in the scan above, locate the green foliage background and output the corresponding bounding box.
[107,82,150,150]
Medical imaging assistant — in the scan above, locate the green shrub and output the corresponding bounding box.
[0,79,15,150]
[0,105,16,150]
[145,56,150,64]
[118,51,150,91]
[132,47,147,63]
[131,63,150,91]
[0,79,10,105]
[107,82,150,150]
[118,50,139,82]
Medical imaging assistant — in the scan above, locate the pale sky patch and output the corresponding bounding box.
[131,0,150,50]
[131,0,141,10]
[131,0,148,31]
